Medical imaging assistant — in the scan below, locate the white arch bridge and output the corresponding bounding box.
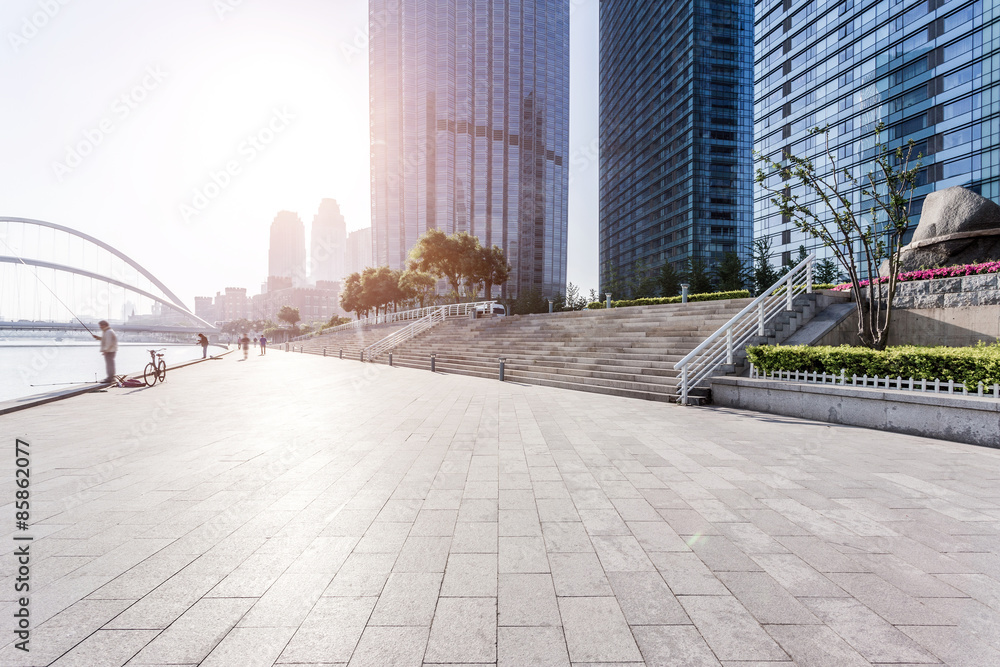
[1,217,216,335]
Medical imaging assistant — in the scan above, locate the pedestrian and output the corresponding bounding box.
[197,333,209,359]
[253,336,258,348]
[259,335,267,355]
[92,320,118,382]
[240,333,251,360]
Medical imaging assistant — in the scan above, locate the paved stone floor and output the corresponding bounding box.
[1,351,1000,666]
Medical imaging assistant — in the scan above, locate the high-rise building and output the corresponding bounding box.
[310,199,347,284]
[754,0,999,267]
[268,210,306,287]
[370,0,569,299]
[599,0,754,295]
[346,227,373,277]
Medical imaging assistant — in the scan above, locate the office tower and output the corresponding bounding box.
[346,227,373,277]
[599,0,754,295]
[754,0,999,267]
[268,210,306,287]
[310,198,347,284]
[370,0,569,299]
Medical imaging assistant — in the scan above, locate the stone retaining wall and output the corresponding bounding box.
[891,272,1000,309]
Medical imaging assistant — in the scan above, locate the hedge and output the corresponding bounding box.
[586,290,751,309]
[746,343,1000,389]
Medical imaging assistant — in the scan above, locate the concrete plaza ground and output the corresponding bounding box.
[1,350,1000,666]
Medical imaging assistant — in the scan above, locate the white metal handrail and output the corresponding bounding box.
[363,301,496,361]
[291,300,498,341]
[673,253,815,405]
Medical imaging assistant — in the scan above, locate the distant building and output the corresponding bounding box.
[268,210,306,287]
[194,296,215,323]
[310,199,347,284]
[252,282,341,325]
[346,227,373,277]
[599,0,754,295]
[369,0,569,298]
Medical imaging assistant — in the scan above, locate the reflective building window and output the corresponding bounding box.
[370,0,569,299]
[754,0,1000,274]
[599,0,755,295]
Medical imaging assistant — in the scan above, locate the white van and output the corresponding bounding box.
[475,303,506,317]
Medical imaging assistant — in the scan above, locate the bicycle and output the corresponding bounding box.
[143,348,167,386]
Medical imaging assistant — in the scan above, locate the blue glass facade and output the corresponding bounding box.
[599,0,755,295]
[370,0,569,299]
[755,0,1000,268]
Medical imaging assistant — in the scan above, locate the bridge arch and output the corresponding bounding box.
[0,217,217,333]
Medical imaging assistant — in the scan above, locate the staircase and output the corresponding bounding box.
[370,300,759,402]
[289,321,414,360]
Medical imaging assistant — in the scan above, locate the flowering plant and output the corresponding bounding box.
[831,260,1000,291]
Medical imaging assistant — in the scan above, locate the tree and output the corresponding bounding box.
[475,245,511,300]
[277,306,300,328]
[340,272,368,320]
[715,252,745,292]
[400,269,437,308]
[629,260,658,298]
[563,282,588,311]
[685,257,714,294]
[784,244,809,270]
[657,262,682,297]
[815,257,842,284]
[756,123,921,349]
[747,237,782,296]
[410,229,471,303]
[361,266,403,316]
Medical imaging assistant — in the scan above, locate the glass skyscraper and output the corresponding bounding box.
[599,0,754,295]
[370,0,569,299]
[755,0,1000,267]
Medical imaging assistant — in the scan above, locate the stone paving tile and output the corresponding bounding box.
[348,626,428,667]
[497,626,570,666]
[559,597,642,663]
[49,629,158,667]
[678,595,789,662]
[631,625,721,666]
[424,597,497,663]
[5,354,1000,665]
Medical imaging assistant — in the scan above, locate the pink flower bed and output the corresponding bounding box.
[831,260,1000,291]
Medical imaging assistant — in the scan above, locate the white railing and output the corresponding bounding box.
[750,364,1000,399]
[363,301,495,361]
[291,300,497,341]
[673,253,816,405]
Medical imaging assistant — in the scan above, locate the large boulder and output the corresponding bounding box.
[889,187,1000,274]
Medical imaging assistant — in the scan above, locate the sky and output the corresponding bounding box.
[0,0,601,311]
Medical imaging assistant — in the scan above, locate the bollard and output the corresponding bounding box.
[499,357,506,382]
[323,347,327,357]
[340,348,343,359]
[389,352,393,366]
[360,349,364,362]
[681,283,690,304]
[431,354,436,373]
[605,293,612,309]
[548,299,553,313]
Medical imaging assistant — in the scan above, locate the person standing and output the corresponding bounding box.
[259,335,267,355]
[92,320,118,382]
[240,333,251,360]
[197,333,209,359]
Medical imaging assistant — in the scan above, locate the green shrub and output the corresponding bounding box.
[586,289,751,309]
[746,343,1000,390]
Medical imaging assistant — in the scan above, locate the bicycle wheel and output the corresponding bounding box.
[156,360,167,383]
[143,362,158,386]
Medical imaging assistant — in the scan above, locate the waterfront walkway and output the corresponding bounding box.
[1,351,999,666]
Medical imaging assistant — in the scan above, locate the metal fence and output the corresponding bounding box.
[749,363,1000,399]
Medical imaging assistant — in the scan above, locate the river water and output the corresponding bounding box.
[0,340,218,403]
